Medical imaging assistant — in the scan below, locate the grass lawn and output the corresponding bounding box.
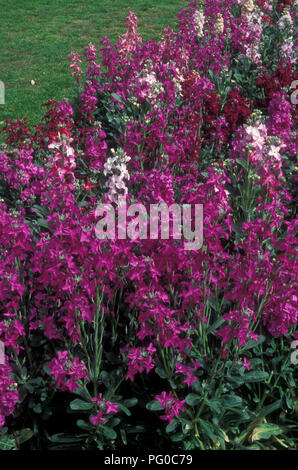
[0,0,189,137]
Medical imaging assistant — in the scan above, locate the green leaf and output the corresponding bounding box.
[108,417,120,428]
[257,400,282,418]
[36,218,49,229]
[155,366,168,379]
[32,204,47,218]
[120,428,127,445]
[117,403,131,416]
[146,400,164,411]
[49,433,86,443]
[33,404,42,413]
[122,398,138,408]
[203,398,222,414]
[198,419,217,444]
[111,93,123,103]
[0,433,16,451]
[171,433,184,442]
[100,370,111,387]
[185,393,201,406]
[227,374,244,387]
[207,317,225,334]
[70,399,93,411]
[250,423,284,442]
[126,425,146,434]
[76,419,90,431]
[102,426,117,440]
[236,158,248,170]
[243,371,269,383]
[241,335,265,351]
[222,394,243,408]
[17,428,34,445]
[166,421,178,433]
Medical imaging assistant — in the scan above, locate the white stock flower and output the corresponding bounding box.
[193,10,205,38]
[104,149,131,202]
[214,14,224,34]
[268,145,282,162]
[278,11,293,30]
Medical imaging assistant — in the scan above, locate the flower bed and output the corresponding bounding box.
[0,0,297,450]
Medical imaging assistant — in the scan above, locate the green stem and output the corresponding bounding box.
[93,286,105,396]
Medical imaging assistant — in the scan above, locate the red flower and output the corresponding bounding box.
[262,15,271,23]
[83,177,97,192]
[223,87,252,133]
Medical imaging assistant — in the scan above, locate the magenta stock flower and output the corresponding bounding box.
[124,343,157,381]
[243,357,250,371]
[175,361,200,386]
[47,351,89,393]
[155,391,185,425]
[0,0,297,438]
[0,361,18,428]
[90,393,118,426]
[90,410,106,426]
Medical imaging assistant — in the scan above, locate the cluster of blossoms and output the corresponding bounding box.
[241,0,255,17]
[103,148,131,202]
[193,9,205,38]
[90,393,118,426]
[267,91,293,138]
[217,309,258,349]
[68,51,82,84]
[135,69,165,103]
[0,362,18,428]
[214,13,225,34]
[117,11,142,59]
[0,203,32,356]
[223,87,252,132]
[175,361,201,386]
[47,351,89,393]
[243,7,264,63]
[0,0,297,433]
[256,59,298,108]
[155,392,186,425]
[278,9,296,64]
[122,343,157,381]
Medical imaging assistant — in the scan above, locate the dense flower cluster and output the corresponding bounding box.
[47,351,90,393]
[0,361,18,428]
[90,393,118,426]
[155,391,186,425]
[122,343,157,381]
[103,148,131,202]
[0,0,296,441]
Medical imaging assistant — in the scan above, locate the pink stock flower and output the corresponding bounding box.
[124,343,157,381]
[175,361,200,386]
[0,361,18,428]
[155,391,185,425]
[0,0,297,434]
[117,11,142,58]
[243,357,250,371]
[90,393,118,426]
[47,351,89,393]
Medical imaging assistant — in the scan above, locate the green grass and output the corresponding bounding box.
[0,0,189,134]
